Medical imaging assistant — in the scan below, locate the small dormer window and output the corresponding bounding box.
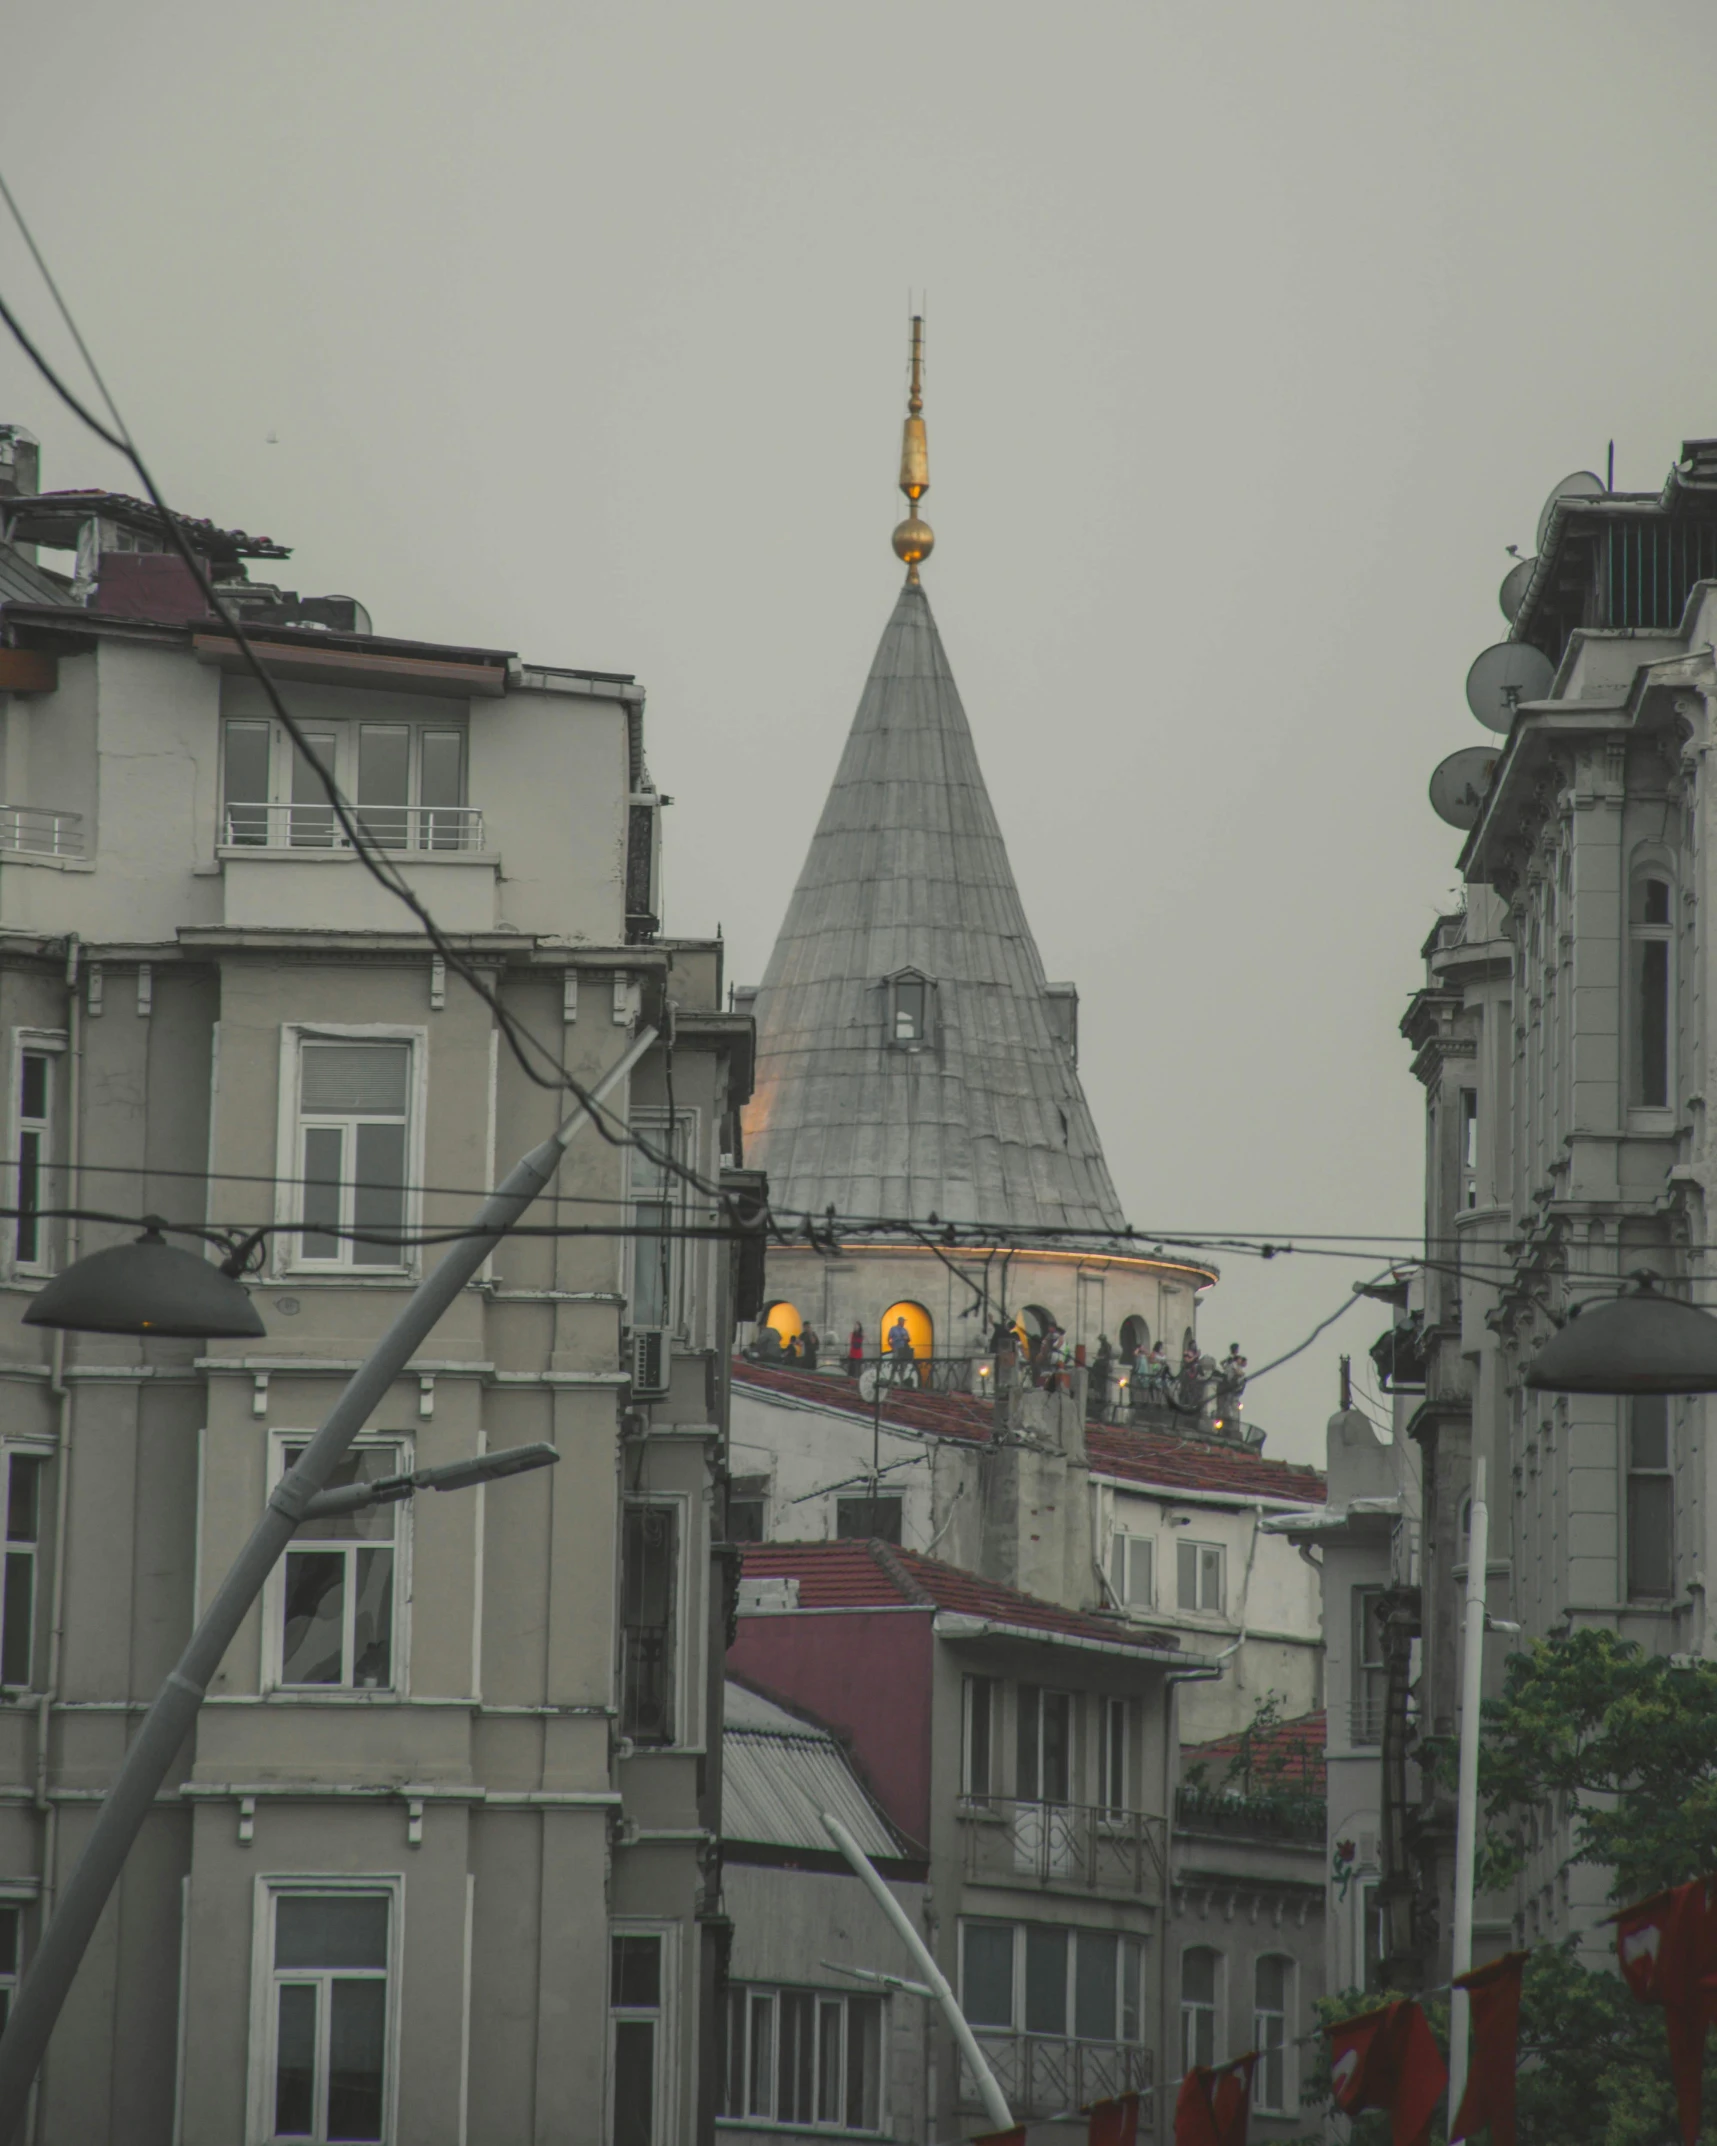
[886,970,935,1049]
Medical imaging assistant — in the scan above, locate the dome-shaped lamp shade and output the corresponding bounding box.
[1524,1279,1717,1395]
[22,1228,266,1339]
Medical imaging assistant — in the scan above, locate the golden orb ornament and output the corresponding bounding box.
[892,514,934,571]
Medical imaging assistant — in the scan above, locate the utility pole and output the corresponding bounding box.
[1448,1454,1489,2114]
[0,1027,658,2142]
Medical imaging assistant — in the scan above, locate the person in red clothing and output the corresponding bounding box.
[847,1323,864,1377]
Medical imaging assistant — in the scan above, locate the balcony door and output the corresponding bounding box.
[222,717,467,852]
[1014,1686,1076,1878]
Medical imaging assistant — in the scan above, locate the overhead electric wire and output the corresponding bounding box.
[0,170,746,1236]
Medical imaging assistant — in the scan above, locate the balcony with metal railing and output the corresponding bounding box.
[0,806,83,858]
[959,1796,1164,1897]
[221,801,485,853]
[961,2034,1152,2122]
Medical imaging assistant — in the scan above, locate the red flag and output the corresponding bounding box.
[970,2132,1025,2146]
[1328,2001,1447,2146]
[1615,1877,1717,2146]
[1174,2056,1256,2146]
[1450,1952,1526,2146]
[1087,2090,1141,2146]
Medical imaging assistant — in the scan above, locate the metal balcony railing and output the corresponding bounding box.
[222,802,484,853]
[1175,1783,1327,1845]
[0,806,83,857]
[961,2035,1152,2122]
[1349,1688,1387,1747]
[959,1796,1164,1895]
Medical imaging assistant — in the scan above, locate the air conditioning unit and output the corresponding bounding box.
[629,1328,670,1397]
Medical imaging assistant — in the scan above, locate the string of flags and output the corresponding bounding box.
[956,1873,1707,2146]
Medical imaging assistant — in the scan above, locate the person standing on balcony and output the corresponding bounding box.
[887,1314,918,1388]
[847,1322,864,1377]
[800,1323,820,1371]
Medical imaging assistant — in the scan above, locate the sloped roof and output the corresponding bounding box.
[722,1680,902,1858]
[0,541,73,608]
[739,1540,1183,1653]
[732,1360,1326,1504]
[1183,1709,1328,1796]
[741,582,1125,1232]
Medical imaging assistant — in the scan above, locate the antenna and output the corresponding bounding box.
[1430,746,1500,831]
[1498,557,1536,623]
[1536,469,1605,552]
[1340,1355,1352,1411]
[1465,641,1554,733]
[1607,440,1615,491]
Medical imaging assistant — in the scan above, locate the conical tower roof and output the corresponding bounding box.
[742,581,1127,1234]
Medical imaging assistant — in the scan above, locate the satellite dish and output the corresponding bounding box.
[1465,641,1554,732]
[857,1367,879,1403]
[1499,557,1536,622]
[1430,747,1499,830]
[1536,470,1606,552]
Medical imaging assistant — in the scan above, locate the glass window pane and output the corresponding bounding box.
[1645,877,1672,926]
[777,1990,814,2123]
[1178,1539,1198,1609]
[723,1988,746,2119]
[357,727,411,805]
[293,1447,397,1543]
[1256,1955,1288,2009]
[275,1894,390,1970]
[1201,1547,1224,1609]
[1632,1395,1670,1471]
[301,1124,344,1261]
[1629,1477,1674,1598]
[327,1977,386,2142]
[846,1996,882,2131]
[352,1548,393,1689]
[816,1999,843,2124]
[1636,938,1670,1106]
[281,1552,346,1685]
[1016,1686,1040,1803]
[962,1925,1015,2027]
[18,1055,47,1123]
[352,1121,406,1257]
[613,2020,656,2146]
[419,732,464,809]
[1075,1931,1118,2041]
[1043,1692,1071,1803]
[16,1130,39,1266]
[224,721,271,844]
[1182,1948,1217,2005]
[610,1933,661,2009]
[302,1044,410,1116]
[748,1994,774,2117]
[7,1460,39,1545]
[1024,1926,1068,2035]
[1121,1938,1142,2042]
[631,1202,672,1328]
[273,1982,317,2137]
[290,731,339,846]
[965,1677,992,1797]
[1,1553,32,1686]
[0,1908,20,1976]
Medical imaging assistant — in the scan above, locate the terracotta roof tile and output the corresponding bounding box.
[740,1540,1184,1652]
[1182,1710,1328,1795]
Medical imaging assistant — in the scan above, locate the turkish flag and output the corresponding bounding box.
[1450,1951,1526,2146]
[1174,2056,1257,2146]
[1087,2090,1141,2146]
[1328,2001,1447,2146]
[1614,1877,1717,2146]
[970,2131,1026,2146]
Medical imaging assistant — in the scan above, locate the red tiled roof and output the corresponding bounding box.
[732,1361,1325,1504]
[1183,1710,1327,1795]
[740,1541,1185,1654]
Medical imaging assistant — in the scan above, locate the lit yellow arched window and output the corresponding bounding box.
[879,1301,933,1361]
[762,1301,803,1348]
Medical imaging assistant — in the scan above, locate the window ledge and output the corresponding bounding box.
[217,845,498,868]
[0,851,94,874]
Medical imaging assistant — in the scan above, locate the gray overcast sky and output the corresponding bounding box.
[5,0,1713,1461]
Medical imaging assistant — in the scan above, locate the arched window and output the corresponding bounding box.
[1630,869,1674,1108]
[760,1302,802,1358]
[1119,1314,1149,1360]
[1253,1955,1294,2112]
[1180,1948,1220,2071]
[879,1301,932,1361]
[884,969,937,1049]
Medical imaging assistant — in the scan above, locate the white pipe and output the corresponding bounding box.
[819,1810,1012,2133]
[1448,1454,1489,2114]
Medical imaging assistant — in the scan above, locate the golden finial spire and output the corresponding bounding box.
[892,313,934,585]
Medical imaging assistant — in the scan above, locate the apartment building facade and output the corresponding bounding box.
[0,467,751,2144]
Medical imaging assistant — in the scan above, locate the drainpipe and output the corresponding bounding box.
[1204,1502,1266,1684]
[31,938,78,2145]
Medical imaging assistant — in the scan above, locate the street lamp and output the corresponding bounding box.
[22,1221,265,1338]
[1524,1272,1717,1395]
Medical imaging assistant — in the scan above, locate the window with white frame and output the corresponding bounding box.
[1016,1685,1073,1805]
[721,1984,884,2132]
[0,1455,43,1690]
[611,1929,669,2146]
[1459,1089,1479,1211]
[1177,1540,1225,1615]
[272,1440,405,1692]
[1180,1946,1221,2071]
[1253,1954,1294,2112]
[1630,868,1675,1110]
[620,1503,679,1745]
[959,1920,1143,2044]
[1098,1696,1132,1820]
[627,1114,691,1335]
[223,716,470,853]
[1627,1394,1674,1600]
[257,1885,394,2145]
[0,1905,23,2031]
[1108,1532,1153,1609]
[962,1674,999,1800]
[12,1035,61,1274]
[289,1037,417,1270]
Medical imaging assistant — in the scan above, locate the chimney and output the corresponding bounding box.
[0,426,40,503]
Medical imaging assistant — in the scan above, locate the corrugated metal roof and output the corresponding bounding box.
[0,543,73,608]
[722,1680,899,1857]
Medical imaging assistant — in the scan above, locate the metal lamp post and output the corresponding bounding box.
[1443,1276,1717,2112]
[0,1026,657,2142]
